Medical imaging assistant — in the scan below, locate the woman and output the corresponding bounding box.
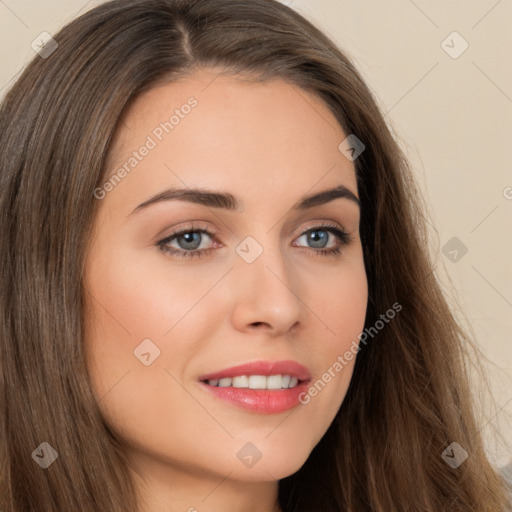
[0,0,510,510]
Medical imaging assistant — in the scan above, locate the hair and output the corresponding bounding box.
[0,0,510,510]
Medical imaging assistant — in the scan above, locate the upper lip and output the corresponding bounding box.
[198,360,312,382]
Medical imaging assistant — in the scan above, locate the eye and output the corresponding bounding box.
[292,224,352,258]
[157,222,353,259]
[157,223,217,259]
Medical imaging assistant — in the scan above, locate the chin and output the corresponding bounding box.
[219,440,313,482]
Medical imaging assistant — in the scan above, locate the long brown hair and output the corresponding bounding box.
[0,0,509,510]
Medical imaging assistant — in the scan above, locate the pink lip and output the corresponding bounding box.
[197,360,312,414]
[198,360,312,381]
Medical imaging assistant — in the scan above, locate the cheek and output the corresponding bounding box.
[82,242,231,419]
[82,257,209,457]
[307,254,368,345]
[297,258,367,413]
[85,240,225,339]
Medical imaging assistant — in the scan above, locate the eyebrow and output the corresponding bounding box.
[129,184,360,216]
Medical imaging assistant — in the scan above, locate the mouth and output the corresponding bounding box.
[197,360,312,414]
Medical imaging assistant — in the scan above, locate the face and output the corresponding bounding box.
[84,68,368,489]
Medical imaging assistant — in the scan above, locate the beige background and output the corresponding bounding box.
[1,0,511,468]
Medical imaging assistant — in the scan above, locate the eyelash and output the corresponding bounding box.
[157,222,353,260]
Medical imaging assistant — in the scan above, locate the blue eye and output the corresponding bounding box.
[293,226,351,255]
[157,223,352,259]
[157,228,213,259]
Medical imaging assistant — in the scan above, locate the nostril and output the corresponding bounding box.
[251,322,270,328]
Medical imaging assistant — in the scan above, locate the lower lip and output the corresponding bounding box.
[198,380,310,414]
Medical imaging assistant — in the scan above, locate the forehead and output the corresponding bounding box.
[116,68,342,137]
[102,68,357,214]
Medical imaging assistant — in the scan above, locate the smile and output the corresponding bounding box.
[198,360,312,414]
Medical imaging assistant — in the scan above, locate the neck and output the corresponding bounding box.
[130,453,282,512]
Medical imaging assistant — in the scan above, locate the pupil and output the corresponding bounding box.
[179,232,201,250]
[309,230,327,248]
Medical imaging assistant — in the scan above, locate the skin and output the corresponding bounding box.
[83,68,368,512]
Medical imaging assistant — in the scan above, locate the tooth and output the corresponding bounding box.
[218,378,232,387]
[267,375,283,390]
[209,374,300,389]
[288,377,299,388]
[248,375,267,389]
[232,375,249,388]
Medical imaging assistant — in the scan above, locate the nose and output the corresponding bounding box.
[229,238,303,335]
